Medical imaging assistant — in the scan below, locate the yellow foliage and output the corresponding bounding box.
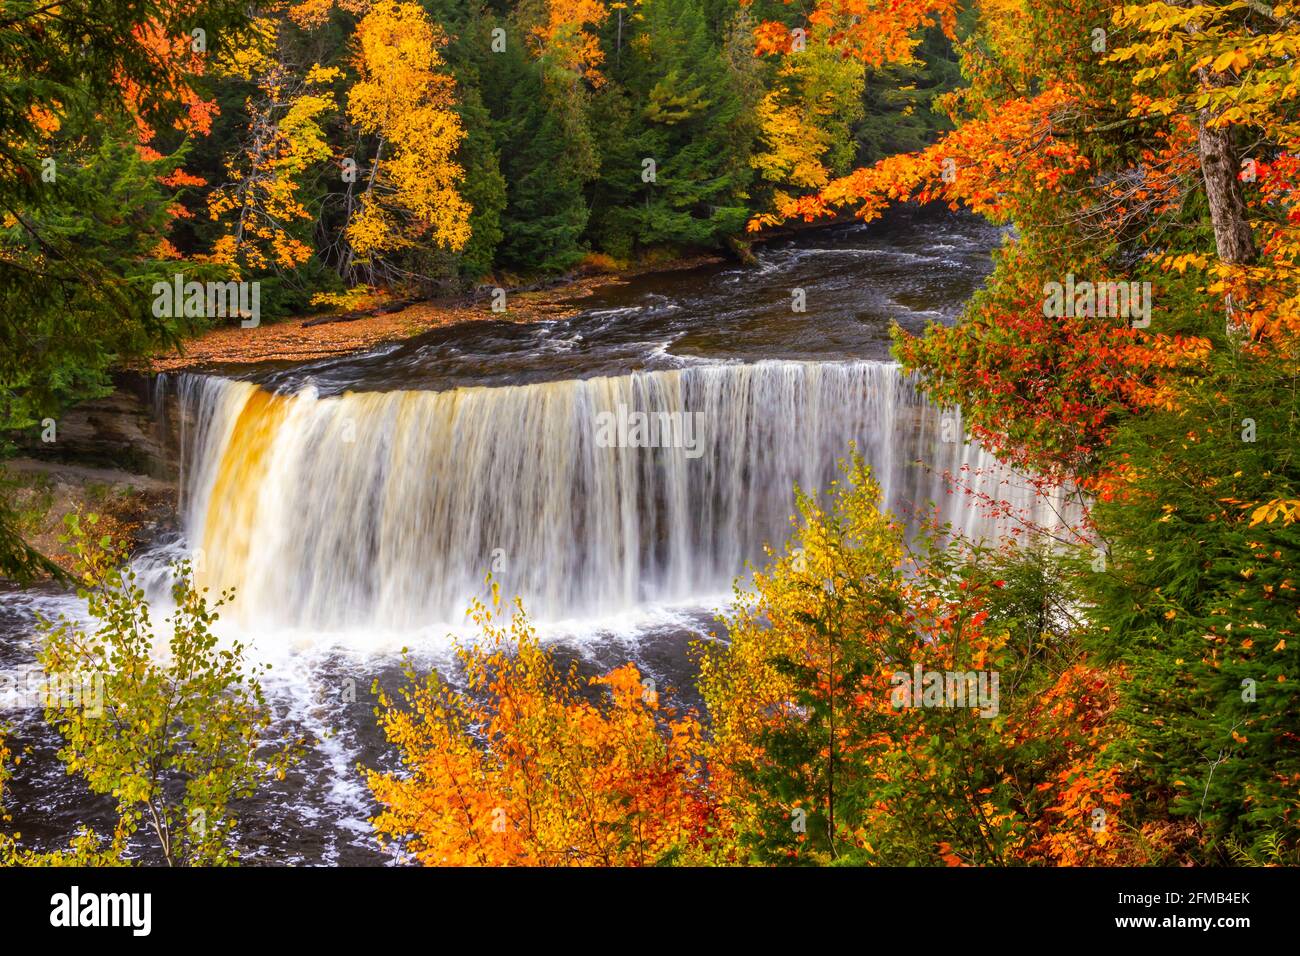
[214,16,280,80]
[752,92,834,190]
[749,22,867,208]
[207,17,340,275]
[1248,498,1300,527]
[347,0,471,256]
[288,0,373,29]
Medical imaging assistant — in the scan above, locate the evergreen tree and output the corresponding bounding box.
[609,0,752,252]
[855,26,962,166]
[1087,345,1300,858]
[584,81,644,260]
[0,0,250,580]
[481,30,589,274]
[410,1,507,282]
[0,134,202,436]
[453,85,509,281]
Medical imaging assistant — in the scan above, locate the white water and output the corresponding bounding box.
[2,217,1069,864]
[162,360,1067,633]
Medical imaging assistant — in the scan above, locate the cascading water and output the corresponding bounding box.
[166,360,1064,631]
[1,210,1055,864]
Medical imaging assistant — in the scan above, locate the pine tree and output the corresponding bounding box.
[417,1,508,282]
[607,0,752,251]
[855,26,961,166]
[482,30,588,274]
[0,0,251,581]
[453,85,509,281]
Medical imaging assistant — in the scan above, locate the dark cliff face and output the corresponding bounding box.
[9,371,178,482]
[2,371,180,582]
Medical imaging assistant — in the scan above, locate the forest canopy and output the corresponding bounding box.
[1,0,1298,871]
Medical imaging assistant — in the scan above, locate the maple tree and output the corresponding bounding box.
[531,0,613,86]
[750,0,1298,467]
[747,0,960,65]
[698,455,1144,865]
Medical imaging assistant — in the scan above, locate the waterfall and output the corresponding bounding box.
[165,361,1066,629]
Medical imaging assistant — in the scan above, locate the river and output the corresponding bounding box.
[0,205,1052,864]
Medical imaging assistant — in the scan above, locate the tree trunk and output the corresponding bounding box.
[1196,114,1255,266]
[1178,5,1258,333]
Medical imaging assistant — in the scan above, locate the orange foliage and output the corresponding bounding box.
[367,590,714,866]
[368,468,1152,867]
[750,86,1087,231]
[121,20,219,145]
[531,0,611,86]
[746,0,959,66]
[695,458,1145,865]
[1012,664,1132,865]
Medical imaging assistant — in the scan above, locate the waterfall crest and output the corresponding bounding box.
[169,362,1062,628]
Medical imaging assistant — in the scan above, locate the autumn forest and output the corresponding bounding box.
[0,0,1298,893]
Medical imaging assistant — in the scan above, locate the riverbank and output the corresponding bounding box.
[145,254,726,373]
[1,460,172,578]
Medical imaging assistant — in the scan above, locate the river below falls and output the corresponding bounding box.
[0,205,1019,865]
